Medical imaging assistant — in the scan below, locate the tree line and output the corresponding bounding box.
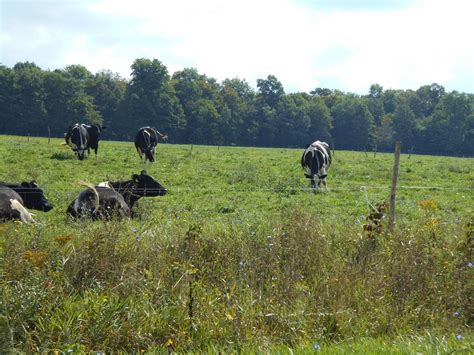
[1,59,473,156]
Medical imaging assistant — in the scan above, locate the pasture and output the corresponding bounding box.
[0,135,473,352]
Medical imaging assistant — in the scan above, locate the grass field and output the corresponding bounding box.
[0,135,473,352]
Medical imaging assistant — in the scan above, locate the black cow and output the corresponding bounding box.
[134,127,167,162]
[301,140,332,190]
[67,170,167,219]
[65,123,89,160]
[0,181,53,222]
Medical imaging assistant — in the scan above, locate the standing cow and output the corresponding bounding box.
[65,123,89,160]
[301,140,332,190]
[65,123,106,159]
[134,127,167,162]
[0,181,53,222]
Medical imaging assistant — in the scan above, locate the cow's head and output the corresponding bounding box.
[132,170,167,197]
[20,181,53,212]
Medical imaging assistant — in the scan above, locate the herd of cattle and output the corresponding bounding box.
[0,124,331,223]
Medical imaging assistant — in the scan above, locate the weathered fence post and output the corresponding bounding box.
[47,125,51,145]
[389,141,401,231]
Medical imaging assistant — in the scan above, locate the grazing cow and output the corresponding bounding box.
[64,123,106,159]
[0,181,53,222]
[134,127,167,162]
[67,170,167,219]
[301,140,332,190]
[65,123,89,160]
[83,124,106,156]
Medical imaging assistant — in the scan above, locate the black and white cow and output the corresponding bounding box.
[65,123,89,160]
[67,170,167,219]
[134,127,167,162]
[301,140,332,190]
[0,181,53,222]
[65,123,106,159]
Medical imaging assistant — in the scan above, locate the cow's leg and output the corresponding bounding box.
[310,177,317,189]
[320,178,329,192]
[136,148,144,161]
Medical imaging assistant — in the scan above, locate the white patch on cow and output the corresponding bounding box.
[10,199,36,223]
[143,130,151,148]
[97,181,112,188]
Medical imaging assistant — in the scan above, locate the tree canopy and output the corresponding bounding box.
[1,60,473,156]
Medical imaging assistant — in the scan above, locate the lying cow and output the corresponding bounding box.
[67,170,167,219]
[0,181,53,222]
[64,123,106,160]
[134,127,167,162]
[301,140,332,190]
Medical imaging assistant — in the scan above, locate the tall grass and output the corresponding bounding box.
[0,136,473,352]
[1,209,472,352]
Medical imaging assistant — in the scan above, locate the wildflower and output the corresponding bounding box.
[456,334,463,340]
[314,343,321,350]
[226,313,234,321]
[24,250,48,268]
[453,311,460,317]
[467,262,473,268]
[54,235,71,245]
[418,199,437,211]
[132,227,138,233]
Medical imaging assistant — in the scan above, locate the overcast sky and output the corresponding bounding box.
[1,0,473,94]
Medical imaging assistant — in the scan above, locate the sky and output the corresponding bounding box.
[1,0,473,94]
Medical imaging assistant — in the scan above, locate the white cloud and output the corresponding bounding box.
[2,0,473,93]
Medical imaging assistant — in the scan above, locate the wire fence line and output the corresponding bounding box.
[8,184,474,195]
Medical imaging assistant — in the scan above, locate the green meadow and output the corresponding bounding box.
[0,135,472,352]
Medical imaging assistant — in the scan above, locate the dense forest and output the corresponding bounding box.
[1,59,473,156]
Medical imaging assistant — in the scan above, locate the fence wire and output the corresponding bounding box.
[6,184,473,196]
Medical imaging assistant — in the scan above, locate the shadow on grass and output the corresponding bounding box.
[50,152,75,160]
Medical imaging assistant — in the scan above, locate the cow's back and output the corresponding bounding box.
[0,186,24,220]
[301,140,331,177]
[68,186,131,219]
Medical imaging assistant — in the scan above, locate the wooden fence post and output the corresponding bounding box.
[389,141,401,231]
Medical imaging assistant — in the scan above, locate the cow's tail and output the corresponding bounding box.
[144,149,155,162]
[10,199,36,223]
[156,131,168,141]
[79,181,100,212]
